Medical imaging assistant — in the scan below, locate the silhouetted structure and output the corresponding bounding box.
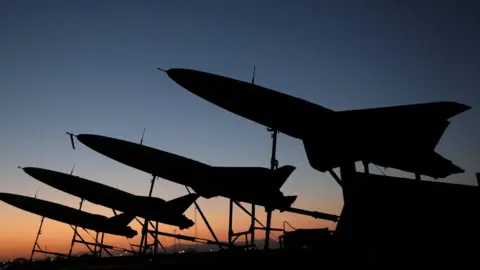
[4,63,475,266]
[280,228,333,249]
[69,133,297,211]
[21,167,199,230]
[159,67,469,179]
[158,67,476,264]
[0,192,139,258]
[336,171,480,262]
[0,193,137,238]
[62,132,334,252]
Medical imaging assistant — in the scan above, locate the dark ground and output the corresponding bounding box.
[4,246,474,270]
[1,248,380,270]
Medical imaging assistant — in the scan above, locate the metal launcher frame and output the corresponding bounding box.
[123,128,339,253]
[226,128,282,249]
[25,164,138,261]
[135,177,228,254]
[63,123,339,255]
[324,152,431,246]
[224,68,283,250]
[226,68,340,250]
[132,130,227,255]
[226,128,340,250]
[30,199,138,261]
[328,158,426,189]
[30,216,68,260]
[67,198,138,258]
[66,131,227,256]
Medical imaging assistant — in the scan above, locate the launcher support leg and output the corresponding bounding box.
[234,201,268,229]
[264,209,272,249]
[147,221,167,253]
[328,169,342,186]
[30,216,45,261]
[68,198,84,257]
[228,199,234,249]
[72,226,95,254]
[137,219,166,254]
[139,175,157,254]
[363,161,369,174]
[93,232,99,256]
[142,224,149,254]
[154,222,159,254]
[147,220,167,253]
[138,221,148,253]
[339,163,356,183]
[251,204,255,246]
[185,186,223,249]
[99,233,105,258]
[265,128,278,250]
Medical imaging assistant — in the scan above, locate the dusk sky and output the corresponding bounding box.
[0,0,479,260]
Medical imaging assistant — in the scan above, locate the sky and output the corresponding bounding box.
[0,0,479,260]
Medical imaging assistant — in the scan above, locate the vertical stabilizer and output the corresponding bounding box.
[272,165,296,189]
[164,194,200,214]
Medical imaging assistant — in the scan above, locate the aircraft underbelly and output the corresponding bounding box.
[303,136,463,179]
[302,118,463,178]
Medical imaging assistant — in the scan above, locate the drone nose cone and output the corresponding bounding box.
[157,67,186,75]
[0,193,17,204]
[76,134,94,145]
[162,68,189,86]
[76,134,107,151]
[22,167,43,179]
[162,68,210,94]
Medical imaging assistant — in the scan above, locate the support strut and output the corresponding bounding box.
[185,186,223,249]
[68,198,84,256]
[265,128,278,249]
[30,216,46,260]
[138,175,157,254]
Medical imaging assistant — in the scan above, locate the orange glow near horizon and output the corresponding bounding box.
[0,195,341,260]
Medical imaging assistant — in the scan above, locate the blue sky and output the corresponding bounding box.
[0,0,479,258]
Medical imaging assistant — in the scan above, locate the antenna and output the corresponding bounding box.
[70,164,75,175]
[34,188,40,199]
[251,65,256,84]
[140,128,146,145]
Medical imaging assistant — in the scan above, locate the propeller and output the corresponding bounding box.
[66,132,77,150]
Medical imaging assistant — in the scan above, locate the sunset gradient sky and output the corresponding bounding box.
[1,0,479,260]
